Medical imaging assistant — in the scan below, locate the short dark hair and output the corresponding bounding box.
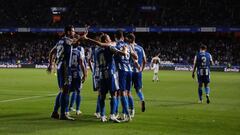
[126,33,135,41]
[64,25,74,33]
[100,34,108,43]
[200,44,207,50]
[115,30,124,39]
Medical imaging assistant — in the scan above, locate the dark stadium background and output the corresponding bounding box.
[0,0,239,70]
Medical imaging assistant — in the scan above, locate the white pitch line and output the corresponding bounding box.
[0,93,56,103]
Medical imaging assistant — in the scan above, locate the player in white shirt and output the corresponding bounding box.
[151,53,160,82]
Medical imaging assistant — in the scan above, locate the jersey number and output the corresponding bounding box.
[201,56,207,66]
[72,54,78,67]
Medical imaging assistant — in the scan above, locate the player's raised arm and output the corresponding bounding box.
[88,55,93,72]
[83,35,110,48]
[47,45,57,73]
[109,45,128,56]
[79,58,87,83]
[192,55,197,79]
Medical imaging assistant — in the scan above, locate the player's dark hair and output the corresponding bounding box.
[100,34,108,43]
[126,33,135,41]
[200,44,207,50]
[115,30,124,39]
[64,25,74,33]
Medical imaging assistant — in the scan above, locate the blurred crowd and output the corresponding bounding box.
[0,33,239,66]
[0,0,239,27]
[0,34,56,64]
[138,33,240,66]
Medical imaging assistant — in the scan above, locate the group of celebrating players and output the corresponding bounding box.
[47,25,213,123]
[47,25,146,122]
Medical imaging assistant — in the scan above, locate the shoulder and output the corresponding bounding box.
[207,52,212,56]
[110,42,117,46]
[137,45,144,51]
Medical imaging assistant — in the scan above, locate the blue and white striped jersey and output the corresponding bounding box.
[131,44,145,72]
[194,51,213,76]
[114,40,132,72]
[55,36,73,69]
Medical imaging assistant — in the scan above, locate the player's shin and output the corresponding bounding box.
[96,95,100,113]
[120,91,129,115]
[60,92,67,117]
[198,87,203,101]
[69,92,76,110]
[65,93,70,115]
[128,94,134,110]
[76,91,81,111]
[99,94,106,117]
[53,92,61,113]
[115,94,120,115]
[137,89,144,101]
[205,87,210,96]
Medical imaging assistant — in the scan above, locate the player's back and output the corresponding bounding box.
[115,41,132,72]
[70,47,83,79]
[131,44,145,72]
[196,51,212,76]
[56,36,73,68]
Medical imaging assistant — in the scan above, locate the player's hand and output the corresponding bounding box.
[82,74,87,83]
[46,65,52,74]
[140,66,144,72]
[192,72,195,79]
[122,46,128,56]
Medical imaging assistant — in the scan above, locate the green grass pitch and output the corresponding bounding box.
[0,69,240,135]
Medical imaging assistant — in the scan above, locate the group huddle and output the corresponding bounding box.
[47,25,146,122]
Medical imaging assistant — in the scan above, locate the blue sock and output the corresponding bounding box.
[128,95,134,110]
[53,92,61,113]
[100,95,106,117]
[76,91,81,111]
[205,87,210,96]
[110,96,117,115]
[60,92,67,116]
[198,87,203,101]
[69,92,76,108]
[121,95,129,115]
[113,97,117,115]
[65,94,70,113]
[110,96,113,114]
[116,96,119,114]
[137,89,144,101]
[96,95,100,113]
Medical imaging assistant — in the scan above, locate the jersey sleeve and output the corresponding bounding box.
[109,45,121,54]
[209,54,213,62]
[142,47,146,59]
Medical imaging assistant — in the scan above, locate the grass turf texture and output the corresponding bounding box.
[0,69,240,135]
